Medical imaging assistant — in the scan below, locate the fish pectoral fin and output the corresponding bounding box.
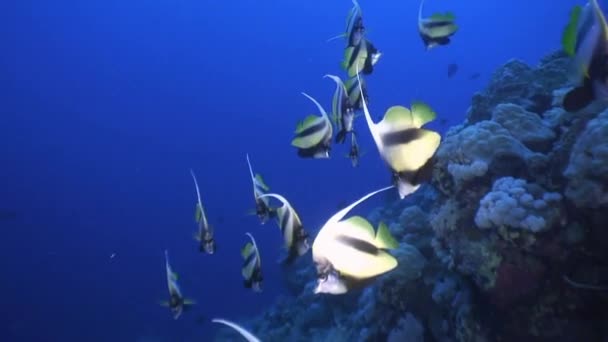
[375,222,398,249]
[158,300,170,307]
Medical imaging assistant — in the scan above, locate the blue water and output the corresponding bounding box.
[0,0,578,340]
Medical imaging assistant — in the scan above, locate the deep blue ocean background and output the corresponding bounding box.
[0,0,578,340]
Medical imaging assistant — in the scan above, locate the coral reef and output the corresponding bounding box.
[220,51,608,342]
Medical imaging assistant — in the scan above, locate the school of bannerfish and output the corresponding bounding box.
[159,0,606,339]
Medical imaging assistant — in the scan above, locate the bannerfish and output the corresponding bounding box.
[346,132,361,167]
[241,233,263,292]
[291,92,333,159]
[190,169,215,254]
[212,318,261,342]
[245,154,276,224]
[345,74,369,112]
[418,0,458,50]
[562,0,608,111]
[325,74,356,144]
[355,68,441,199]
[342,38,382,77]
[257,193,310,265]
[328,0,365,47]
[159,250,195,319]
[312,186,397,294]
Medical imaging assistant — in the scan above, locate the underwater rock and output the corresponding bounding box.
[387,313,424,342]
[475,177,563,233]
[433,120,545,195]
[492,103,556,152]
[488,251,546,310]
[564,108,608,208]
[466,52,569,124]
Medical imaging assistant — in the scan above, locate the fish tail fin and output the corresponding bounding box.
[563,78,595,112]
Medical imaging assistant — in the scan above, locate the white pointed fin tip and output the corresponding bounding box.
[301,92,329,120]
[212,318,261,342]
[326,185,394,228]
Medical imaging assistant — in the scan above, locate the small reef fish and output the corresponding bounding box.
[562,0,608,111]
[312,186,398,295]
[342,38,382,77]
[245,154,276,224]
[291,92,333,159]
[241,232,263,292]
[325,74,356,144]
[355,68,441,199]
[328,0,364,47]
[344,74,369,112]
[257,193,310,265]
[346,132,361,167]
[212,318,261,342]
[160,250,195,319]
[190,169,215,254]
[417,0,458,50]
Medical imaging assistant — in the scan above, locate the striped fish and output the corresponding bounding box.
[190,169,215,254]
[258,193,310,265]
[160,250,195,319]
[346,132,361,167]
[355,68,441,199]
[312,186,396,294]
[562,0,608,111]
[241,233,263,292]
[417,0,458,50]
[324,74,356,144]
[245,154,275,224]
[342,38,382,77]
[344,75,369,112]
[328,0,364,47]
[291,92,334,159]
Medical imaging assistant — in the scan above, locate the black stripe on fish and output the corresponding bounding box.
[297,143,331,158]
[381,128,425,147]
[296,120,327,138]
[335,235,381,256]
[243,252,257,270]
[392,156,435,185]
[420,32,451,47]
[423,20,454,29]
